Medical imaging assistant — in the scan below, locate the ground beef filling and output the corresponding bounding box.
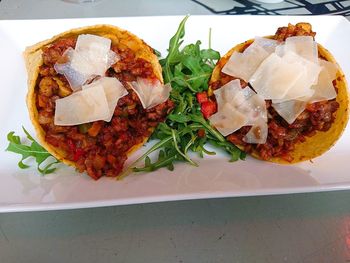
[36,37,174,179]
[208,24,339,162]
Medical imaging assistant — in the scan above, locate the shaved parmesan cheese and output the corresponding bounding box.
[75,34,111,53]
[222,41,270,82]
[131,78,171,109]
[276,51,321,101]
[82,77,128,122]
[274,44,285,57]
[253,37,279,53]
[54,48,87,91]
[250,53,304,100]
[209,103,249,136]
[295,60,338,103]
[307,60,337,103]
[320,59,338,80]
[54,84,110,126]
[72,34,118,76]
[244,92,267,125]
[232,86,256,109]
[54,34,119,90]
[213,79,250,110]
[284,36,318,63]
[209,79,268,143]
[242,92,268,144]
[243,119,268,144]
[54,77,128,125]
[272,100,307,124]
[222,37,278,82]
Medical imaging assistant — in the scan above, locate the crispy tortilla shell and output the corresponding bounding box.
[209,39,349,164]
[24,24,162,169]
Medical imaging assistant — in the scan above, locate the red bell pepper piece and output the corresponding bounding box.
[196,92,208,104]
[200,101,217,119]
[73,148,85,161]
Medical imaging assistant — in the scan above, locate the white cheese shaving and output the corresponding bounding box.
[244,92,267,125]
[249,53,304,100]
[54,84,110,126]
[242,91,268,144]
[54,34,119,91]
[209,103,249,137]
[272,100,307,125]
[209,79,268,143]
[213,79,253,110]
[72,34,118,76]
[284,36,318,63]
[54,77,128,125]
[243,119,268,144]
[271,59,337,124]
[130,78,171,109]
[221,37,278,82]
[54,48,88,91]
[82,77,128,122]
[253,37,279,53]
[308,60,337,103]
[75,34,111,53]
[276,51,321,101]
[320,59,338,80]
[222,41,270,82]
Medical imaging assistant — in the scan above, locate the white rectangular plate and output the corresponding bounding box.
[0,15,349,212]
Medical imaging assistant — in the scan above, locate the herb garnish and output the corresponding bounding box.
[6,127,59,174]
[128,16,245,174]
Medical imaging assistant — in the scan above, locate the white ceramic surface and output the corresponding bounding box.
[0,15,349,212]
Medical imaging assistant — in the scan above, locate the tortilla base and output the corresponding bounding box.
[209,39,349,164]
[24,24,162,170]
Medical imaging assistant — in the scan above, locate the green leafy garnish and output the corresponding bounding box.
[6,127,59,174]
[129,15,245,174]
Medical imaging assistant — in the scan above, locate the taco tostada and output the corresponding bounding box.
[202,23,349,163]
[24,24,174,179]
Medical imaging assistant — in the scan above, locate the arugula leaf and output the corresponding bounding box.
[162,15,189,84]
[130,16,245,173]
[6,127,59,175]
[153,48,162,58]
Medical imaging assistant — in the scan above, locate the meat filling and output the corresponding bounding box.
[208,24,339,162]
[36,37,174,179]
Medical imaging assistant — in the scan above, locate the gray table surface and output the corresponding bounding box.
[1,0,350,262]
